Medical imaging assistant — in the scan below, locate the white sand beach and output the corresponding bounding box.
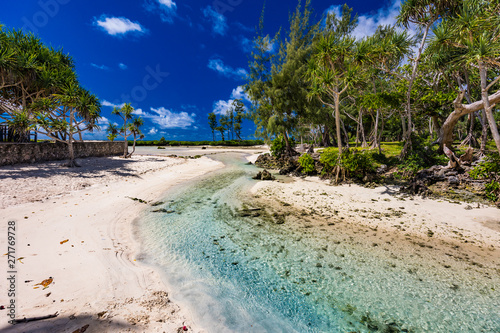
[0,155,223,333]
[1,150,499,332]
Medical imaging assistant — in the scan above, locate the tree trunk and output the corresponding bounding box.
[479,61,500,154]
[359,109,367,147]
[378,114,385,155]
[402,23,431,155]
[460,112,479,148]
[127,134,137,158]
[480,110,488,154]
[438,89,500,151]
[400,112,406,140]
[66,109,79,167]
[334,92,342,152]
[321,126,332,147]
[370,109,380,149]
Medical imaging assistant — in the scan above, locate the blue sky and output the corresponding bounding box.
[0,0,402,141]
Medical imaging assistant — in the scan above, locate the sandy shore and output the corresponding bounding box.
[0,155,223,332]
[1,149,498,332]
[251,175,500,277]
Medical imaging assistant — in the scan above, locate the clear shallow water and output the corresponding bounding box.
[136,153,500,333]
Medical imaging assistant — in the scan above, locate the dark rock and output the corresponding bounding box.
[253,169,275,181]
[376,164,388,174]
[448,176,459,185]
[261,169,274,180]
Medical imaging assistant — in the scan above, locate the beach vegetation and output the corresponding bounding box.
[244,0,500,178]
[298,153,315,174]
[0,27,101,167]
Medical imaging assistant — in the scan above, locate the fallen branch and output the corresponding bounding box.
[14,312,59,324]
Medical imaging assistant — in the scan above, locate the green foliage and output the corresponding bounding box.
[485,181,500,202]
[270,135,295,157]
[107,133,117,142]
[397,135,447,179]
[341,149,376,179]
[298,153,315,174]
[319,148,376,179]
[158,137,167,145]
[469,155,500,180]
[319,147,340,174]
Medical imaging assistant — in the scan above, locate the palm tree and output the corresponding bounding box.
[112,103,135,157]
[126,117,144,158]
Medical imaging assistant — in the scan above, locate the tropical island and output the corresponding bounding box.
[0,0,499,332]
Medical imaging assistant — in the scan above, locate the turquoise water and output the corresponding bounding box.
[136,153,500,332]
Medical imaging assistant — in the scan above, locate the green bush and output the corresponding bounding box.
[298,153,315,174]
[485,180,500,202]
[319,148,339,175]
[270,135,295,158]
[469,155,500,180]
[319,148,376,179]
[341,149,376,179]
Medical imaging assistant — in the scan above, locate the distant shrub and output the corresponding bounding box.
[298,153,315,174]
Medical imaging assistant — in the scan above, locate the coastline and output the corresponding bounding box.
[1,149,498,332]
[0,155,223,332]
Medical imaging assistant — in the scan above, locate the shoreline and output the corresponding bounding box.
[1,149,498,332]
[0,155,223,332]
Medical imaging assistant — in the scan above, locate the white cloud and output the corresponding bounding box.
[213,99,234,116]
[94,15,146,36]
[97,116,109,124]
[133,108,143,115]
[325,0,409,40]
[158,0,176,9]
[230,86,250,101]
[352,0,401,40]
[208,58,247,80]
[145,0,177,23]
[212,86,249,116]
[119,63,128,70]
[148,127,158,135]
[142,107,196,129]
[101,100,125,108]
[203,6,227,36]
[91,63,109,70]
[239,36,253,53]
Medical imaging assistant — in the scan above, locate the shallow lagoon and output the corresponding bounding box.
[136,151,500,332]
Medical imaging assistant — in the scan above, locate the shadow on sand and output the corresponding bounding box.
[0,313,142,333]
[0,156,169,181]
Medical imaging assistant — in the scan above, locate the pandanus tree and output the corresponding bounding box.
[397,0,461,155]
[111,103,135,157]
[11,81,101,167]
[307,33,365,181]
[126,117,144,158]
[1,26,102,166]
[428,0,500,155]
